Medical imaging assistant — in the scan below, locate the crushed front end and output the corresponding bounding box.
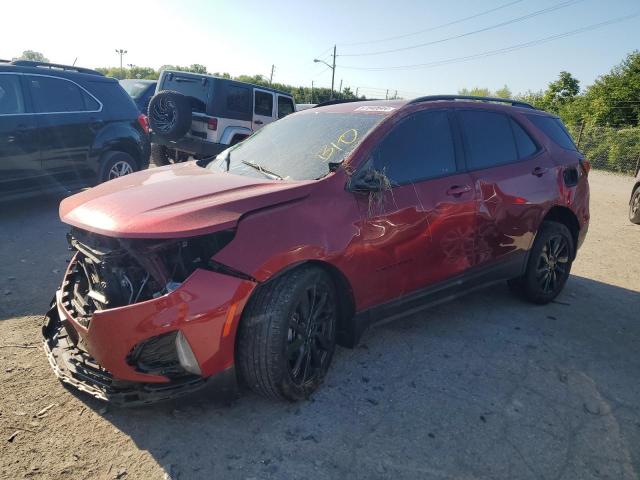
[42,228,255,406]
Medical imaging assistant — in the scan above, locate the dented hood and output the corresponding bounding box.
[60,162,313,238]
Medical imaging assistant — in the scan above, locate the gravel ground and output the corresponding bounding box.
[0,170,638,480]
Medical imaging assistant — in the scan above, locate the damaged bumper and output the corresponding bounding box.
[42,252,255,406]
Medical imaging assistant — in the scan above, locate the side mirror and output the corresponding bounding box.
[349,168,388,193]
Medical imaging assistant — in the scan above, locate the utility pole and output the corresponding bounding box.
[311,81,314,103]
[339,79,342,94]
[394,90,397,100]
[270,64,275,85]
[356,87,359,98]
[313,45,337,100]
[331,45,336,99]
[385,89,389,100]
[115,49,127,77]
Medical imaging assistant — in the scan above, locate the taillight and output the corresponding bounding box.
[207,118,218,131]
[137,114,149,134]
[580,158,591,176]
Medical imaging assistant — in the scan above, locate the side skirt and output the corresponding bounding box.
[347,253,526,346]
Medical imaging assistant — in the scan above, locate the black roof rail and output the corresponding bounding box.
[314,98,379,108]
[409,95,535,110]
[0,59,12,63]
[10,60,104,76]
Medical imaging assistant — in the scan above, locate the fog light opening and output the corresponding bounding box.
[175,331,202,375]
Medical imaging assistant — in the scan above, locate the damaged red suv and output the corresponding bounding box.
[43,96,590,405]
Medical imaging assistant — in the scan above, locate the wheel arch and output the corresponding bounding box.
[542,205,580,258]
[631,182,640,205]
[242,259,358,349]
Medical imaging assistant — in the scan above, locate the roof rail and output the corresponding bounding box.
[10,60,104,76]
[409,95,535,109]
[314,98,379,108]
[0,59,12,63]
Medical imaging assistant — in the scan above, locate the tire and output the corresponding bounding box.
[148,90,192,141]
[150,144,172,166]
[237,266,338,401]
[98,151,138,183]
[509,221,574,304]
[629,187,640,224]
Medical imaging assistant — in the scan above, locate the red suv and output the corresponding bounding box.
[43,96,590,405]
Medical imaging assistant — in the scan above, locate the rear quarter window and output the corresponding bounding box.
[458,110,518,170]
[526,115,577,151]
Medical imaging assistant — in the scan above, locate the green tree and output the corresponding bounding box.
[459,87,491,97]
[542,71,580,113]
[494,85,512,98]
[17,50,49,62]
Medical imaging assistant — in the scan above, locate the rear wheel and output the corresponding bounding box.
[237,267,338,401]
[150,144,171,166]
[509,221,574,304]
[98,151,138,183]
[629,188,640,224]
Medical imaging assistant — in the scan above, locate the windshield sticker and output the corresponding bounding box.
[317,129,359,162]
[355,106,396,112]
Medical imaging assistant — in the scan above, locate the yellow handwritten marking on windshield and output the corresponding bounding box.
[317,129,359,162]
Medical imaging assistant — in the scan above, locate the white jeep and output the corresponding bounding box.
[148,70,295,164]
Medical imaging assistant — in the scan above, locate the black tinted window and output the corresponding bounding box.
[29,76,89,113]
[459,110,517,169]
[527,115,576,150]
[511,119,538,158]
[226,85,251,114]
[0,75,25,114]
[373,110,456,184]
[277,96,294,119]
[254,91,273,116]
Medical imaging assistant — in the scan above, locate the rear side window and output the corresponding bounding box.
[511,119,538,158]
[226,85,251,114]
[254,91,273,116]
[0,74,25,114]
[459,110,517,170]
[527,115,577,151]
[277,96,294,119]
[373,110,457,184]
[28,76,97,113]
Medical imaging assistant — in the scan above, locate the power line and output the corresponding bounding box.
[340,0,583,57]
[338,0,526,47]
[337,12,640,71]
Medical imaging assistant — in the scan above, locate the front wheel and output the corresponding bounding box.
[509,221,574,304]
[629,188,640,224]
[98,151,138,183]
[237,267,338,401]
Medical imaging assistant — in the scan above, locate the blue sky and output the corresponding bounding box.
[1,0,638,98]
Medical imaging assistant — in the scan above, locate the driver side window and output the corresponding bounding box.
[373,110,457,185]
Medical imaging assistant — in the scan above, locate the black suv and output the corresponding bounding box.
[0,60,150,199]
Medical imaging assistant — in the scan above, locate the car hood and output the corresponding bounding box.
[60,162,314,238]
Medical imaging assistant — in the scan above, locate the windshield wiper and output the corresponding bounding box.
[241,160,283,180]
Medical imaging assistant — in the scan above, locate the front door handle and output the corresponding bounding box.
[254,119,264,125]
[532,166,548,177]
[446,185,472,197]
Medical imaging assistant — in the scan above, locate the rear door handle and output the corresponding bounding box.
[254,120,264,125]
[532,166,548,177]
[446,185,472,197]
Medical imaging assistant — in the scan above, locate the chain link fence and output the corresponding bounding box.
[567,124,640,175]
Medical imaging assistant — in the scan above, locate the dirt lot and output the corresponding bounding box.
[1,170,638,480]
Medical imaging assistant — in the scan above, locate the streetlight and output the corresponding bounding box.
[313,45,336,100]
[115,49,127,77]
